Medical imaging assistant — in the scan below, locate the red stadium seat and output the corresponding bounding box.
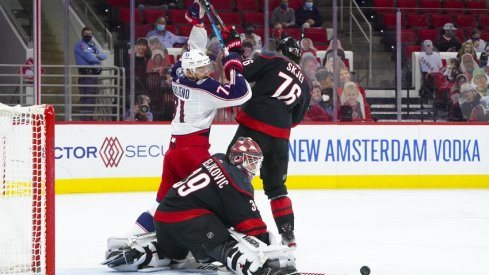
[455,15,478,29]
[167,9,187,25]
[119,7,141,24]
[404,44,422,61]
[242,12,265,27]
[419,0,441,14]
[143,9,165,24]
[444,0,465,13]
[135,24,153,38]
[467,1,488,14]
[303,28,328,44]
[372,0,395,14]
[430,14,452,28]
[287,0,303,10]
[381,13,405,30]
[397,0,418,14]
[236,0,260,12]
[417,28,438,43]
[108,0,129,8]
[286,28,302,40]
[210,0,234,11]
[479,15,489,26]
[204,12,242,27]
[407,14,429,28]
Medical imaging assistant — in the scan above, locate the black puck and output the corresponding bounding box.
[360,265,370,275]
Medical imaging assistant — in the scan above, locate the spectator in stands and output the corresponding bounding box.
[123,94,154,121]
[271,0,296,28]
[457,41,477,62]
[304,84,332,121]
[138,0,185,24]
[460,53,479,80]
[480,44,489,68]
[147,49,172,88]
[466,29,486,53]
[442,58,462,83]
[295,0,324,29]
[269,22,289,50]
[319,87,335,117]
[324,40,346,66]
[74,26,107,121]
[300,52,320,82]
[448,74,467,121]
[134,37,152,93]
[434,23,461,52]
[459,83,482,121]
[471,68,489,97]
[324,52,347,75]
[148,36,166,52]
[419,40,443,79]
[315,67,334,89]
[339,67,356,87]
[340,81,365,120]
[146,16,187,49]
[300,38,317,57]
[240,23,262,50]
[242,41,256,59]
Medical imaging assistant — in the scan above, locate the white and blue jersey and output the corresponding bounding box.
[170,27,252,135]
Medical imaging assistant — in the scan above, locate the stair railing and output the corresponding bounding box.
[349,0,372,80]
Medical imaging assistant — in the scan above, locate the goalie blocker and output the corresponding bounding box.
[104,138,297,275]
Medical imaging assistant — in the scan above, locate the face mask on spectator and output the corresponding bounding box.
[83,35,92,42]
[156,24,165,31]
[322,94,329,102]
[280,3,288,9]
[305,2,313,9]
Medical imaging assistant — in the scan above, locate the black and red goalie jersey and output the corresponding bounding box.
[154,153,267,238]
[236,51,312,139]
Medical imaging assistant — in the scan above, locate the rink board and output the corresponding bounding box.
[54,123,489,193]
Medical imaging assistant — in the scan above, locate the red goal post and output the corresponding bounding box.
[0,103,55,275]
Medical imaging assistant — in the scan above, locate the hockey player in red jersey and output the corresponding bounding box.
[130,1,252,235]
[103,138,298,275]
[222,29,312,247]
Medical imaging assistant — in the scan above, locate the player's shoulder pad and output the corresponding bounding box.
[211,154,254,196]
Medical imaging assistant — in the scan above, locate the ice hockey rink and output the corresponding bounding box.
[55,189,489,275]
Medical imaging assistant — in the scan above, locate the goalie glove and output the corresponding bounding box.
[103,247,146,270]
[103,233,171,271]
[222,52,244,81]
[185,0,205,26]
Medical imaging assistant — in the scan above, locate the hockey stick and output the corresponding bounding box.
[199,0,226,51]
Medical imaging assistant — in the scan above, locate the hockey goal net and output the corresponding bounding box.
[0,103,55,275]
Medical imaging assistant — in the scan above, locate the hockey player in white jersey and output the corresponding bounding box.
[128,0,252,236]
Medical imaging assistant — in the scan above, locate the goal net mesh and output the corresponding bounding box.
[0,104,53,275]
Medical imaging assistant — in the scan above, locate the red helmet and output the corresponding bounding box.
[229,137,263,176]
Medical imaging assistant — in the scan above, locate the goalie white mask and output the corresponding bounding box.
[229,137,263,177]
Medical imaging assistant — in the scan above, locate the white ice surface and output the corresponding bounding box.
[56,190,489,275]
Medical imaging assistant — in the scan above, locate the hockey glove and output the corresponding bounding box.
[222,52,244,80]
[222,26,243,54]
[185,0,205,26]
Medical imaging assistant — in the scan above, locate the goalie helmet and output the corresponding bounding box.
[181,49,211,74]
[229,137,263,177]
[276,37,301,64]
